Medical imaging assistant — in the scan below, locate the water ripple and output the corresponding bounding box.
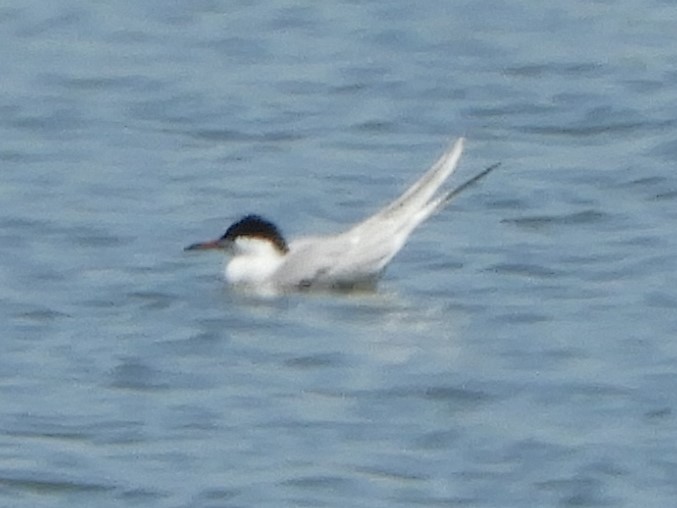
[0,472,114,495]
[3,1,677,506]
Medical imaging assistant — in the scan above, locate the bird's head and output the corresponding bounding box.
[184,214,289,256]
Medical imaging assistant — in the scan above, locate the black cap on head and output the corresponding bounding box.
[221,214,289,253]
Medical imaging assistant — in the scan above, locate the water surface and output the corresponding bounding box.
[2,1,677,506]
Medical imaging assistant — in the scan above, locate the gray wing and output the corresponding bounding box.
[326,138,467,277]
[271,236,366,289]
[272,138,497,289]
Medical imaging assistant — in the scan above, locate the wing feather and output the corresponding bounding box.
[271,138,497,289]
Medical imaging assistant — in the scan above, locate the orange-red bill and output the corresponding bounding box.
[184,239,223,251]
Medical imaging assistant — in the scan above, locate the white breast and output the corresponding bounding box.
[224,237,286,287]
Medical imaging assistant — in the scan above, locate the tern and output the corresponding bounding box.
[185,138,498,293]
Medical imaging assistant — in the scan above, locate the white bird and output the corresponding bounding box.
[185,138,498,293]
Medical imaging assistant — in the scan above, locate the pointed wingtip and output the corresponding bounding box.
[441,160,501,207]
[422,160,501,218]
[450,137,464,154]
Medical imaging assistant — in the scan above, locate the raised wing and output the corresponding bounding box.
[272,138,498,289]
[325,138,469,277]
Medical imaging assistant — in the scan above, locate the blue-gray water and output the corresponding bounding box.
[2,1,677,506]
